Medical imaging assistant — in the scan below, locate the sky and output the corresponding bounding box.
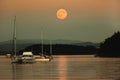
[0,0,120,42]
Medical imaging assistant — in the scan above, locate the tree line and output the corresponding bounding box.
[96,32,120,57]
[20,44,97,55]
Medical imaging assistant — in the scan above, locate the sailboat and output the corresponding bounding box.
[35,30,53,62]
[35,41,53,62]
[11,16,22,63]
[11,16,35,63]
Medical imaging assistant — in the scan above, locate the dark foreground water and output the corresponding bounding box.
[0,55,120,80]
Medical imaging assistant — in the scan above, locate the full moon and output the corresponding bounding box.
[56,9,68,20]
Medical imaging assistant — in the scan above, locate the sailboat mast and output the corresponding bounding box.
[41,29,44,55]
[50,40,52,56]
[13,16,17,57]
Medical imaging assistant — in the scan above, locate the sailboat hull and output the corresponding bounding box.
[35,58,50,62]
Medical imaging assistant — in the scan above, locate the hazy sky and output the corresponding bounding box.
[0,0,120,42]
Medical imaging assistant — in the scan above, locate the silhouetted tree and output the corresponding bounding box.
[97,32,120,57]
[22,44,97,55]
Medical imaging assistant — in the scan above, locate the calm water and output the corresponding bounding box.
[0,55,120,80]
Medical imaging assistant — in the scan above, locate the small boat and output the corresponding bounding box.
[35,30,53,62]
[11,16,35,63]
[35,55,51,62]
[35,53,53,62]
[21,52,35,63]
[12,51,35,63]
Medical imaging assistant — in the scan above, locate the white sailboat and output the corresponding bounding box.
[11,16,21,63]
[35,30,53,62]
[11,16,35,63]
[35,41,53,62]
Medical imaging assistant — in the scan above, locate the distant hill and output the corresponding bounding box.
[0,39,83,45]
[53,39,83,44]
[0,39,100,53]
[73,42,100,48]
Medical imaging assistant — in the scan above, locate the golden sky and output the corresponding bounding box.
[1,0,119,12]
[0,0,120,42]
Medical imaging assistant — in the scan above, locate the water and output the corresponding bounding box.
[0,55,120,80]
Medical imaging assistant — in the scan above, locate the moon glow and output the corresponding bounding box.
[56,9,68,20]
